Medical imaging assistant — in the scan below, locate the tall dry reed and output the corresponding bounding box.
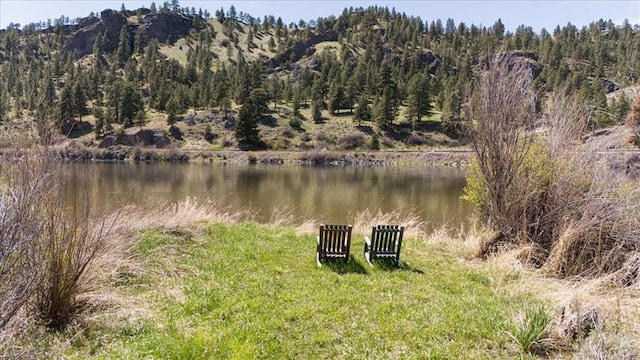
[0,153,53,330]
[0,148,120,333]
[465,54,640,279]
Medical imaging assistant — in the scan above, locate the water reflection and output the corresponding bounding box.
[60,163,474,227]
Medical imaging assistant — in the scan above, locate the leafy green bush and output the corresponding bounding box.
[369,135,380,150]
[288,116,302,131]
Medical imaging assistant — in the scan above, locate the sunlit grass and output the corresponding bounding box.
[60,222,538,359]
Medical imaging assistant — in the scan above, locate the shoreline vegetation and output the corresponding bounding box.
[1,142,640,357]
[2,6,640,354]
[64,147,472,166]
[2,145,473,166]
[2,197,639,358]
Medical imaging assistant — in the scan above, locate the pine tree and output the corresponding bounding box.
[612,94,631,123]
[235,90,265,145]
[93,106,105,137]
[327,81,345,115]
[56,84,75,133]
[0,89,6,123]
[116,25,130,67]
[372,86,398,126]
[405,73,433,128]
[107,80,123,124]
[354,94,371,126]
[166,97,178,127]
[291,90,301,116]
[312,99,323,123]
[93,31,106,62]
[72,80,88,120]
[135,110,146,129]
[241,27,251,51]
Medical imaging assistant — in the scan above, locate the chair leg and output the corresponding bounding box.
[364,250,373,266]
[317,251,322,267]
[364,237,373,266]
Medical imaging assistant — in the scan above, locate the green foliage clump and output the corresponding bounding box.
[507,304,553,355]
[288,115,302,131]
[461,159,488,210]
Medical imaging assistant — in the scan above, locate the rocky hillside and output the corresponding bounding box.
[0,5,637,154]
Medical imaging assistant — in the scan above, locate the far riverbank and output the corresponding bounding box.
[52,143,472,166]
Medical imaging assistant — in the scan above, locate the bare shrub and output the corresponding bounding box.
[406,133,428,145]
[339,132,365,150]
[464,54,640,278]
[0,149,118,333]
[624,96,640,131]
[35,190,116,329]
[314,131,331,144]
[0,154,53,330]
[540,97,640,277]
[464,53,538,241]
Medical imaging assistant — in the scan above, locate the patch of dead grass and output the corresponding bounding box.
[434,218,640,358]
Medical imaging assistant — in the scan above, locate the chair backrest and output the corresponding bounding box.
[319,224,352,254]
[371,225,404,254]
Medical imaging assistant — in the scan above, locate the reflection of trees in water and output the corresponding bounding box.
[62,163,473,226]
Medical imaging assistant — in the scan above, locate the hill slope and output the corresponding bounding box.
[0,5,638,154]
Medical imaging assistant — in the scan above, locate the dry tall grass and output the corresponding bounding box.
[428,218,640,358]
[0,153,53,330]
[0,149,117,334]
[35,190,116,329]
[465,54,640,280]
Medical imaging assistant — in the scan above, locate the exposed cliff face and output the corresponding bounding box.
[270,30,340,67]
[62,10,193,59]
[62,9,127,58]
[135,11,193,46]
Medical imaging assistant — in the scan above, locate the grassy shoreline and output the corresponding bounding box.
[2,210,638,358]
[33,223,535,358]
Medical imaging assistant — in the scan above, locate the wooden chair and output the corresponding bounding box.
[316,224,352,267]
[364,225,405,267]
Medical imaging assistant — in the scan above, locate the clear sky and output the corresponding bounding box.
[1,0,639,33]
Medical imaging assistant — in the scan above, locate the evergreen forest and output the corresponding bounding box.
[0,1,638,152]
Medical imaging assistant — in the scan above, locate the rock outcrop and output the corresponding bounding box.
[135,11,193,46]
[270,30,339,67]
[601,78,619,94]
[62,9,127,58]
[62,10,193,59]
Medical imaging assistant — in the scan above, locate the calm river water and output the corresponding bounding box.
[60,162,473,228]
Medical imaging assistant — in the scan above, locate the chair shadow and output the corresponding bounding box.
[322,255,369,275]
[370,259,424,274]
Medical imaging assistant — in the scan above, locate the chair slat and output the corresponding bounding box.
[317,224,352,266]
[364,225,405,266]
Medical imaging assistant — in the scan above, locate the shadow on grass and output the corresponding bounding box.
[68,121,93,138]
[261,115,278,127]
[413,120,443,132]
[369,260,424,274]
[322,255,369,275]
[356,125,374,135]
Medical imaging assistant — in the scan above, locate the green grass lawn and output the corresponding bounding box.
[66,223,537,359]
